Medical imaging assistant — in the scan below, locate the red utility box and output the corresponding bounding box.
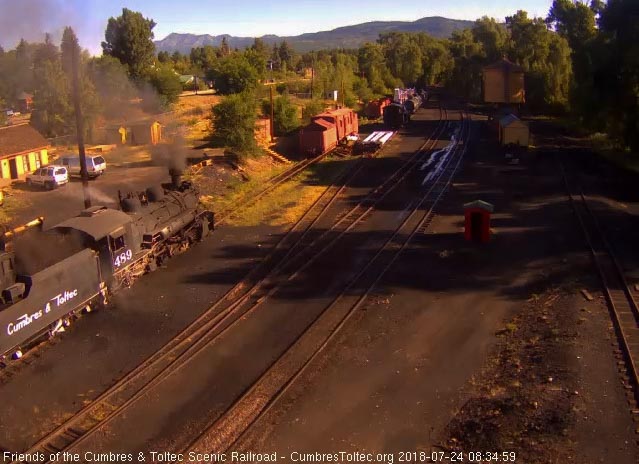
[464,200,494,243]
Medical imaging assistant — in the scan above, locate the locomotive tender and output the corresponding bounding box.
[0,180,214,360]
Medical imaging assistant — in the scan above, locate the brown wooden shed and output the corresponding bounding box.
[100,124,127,145]
[482,59,525,104]
[129,120,162,145]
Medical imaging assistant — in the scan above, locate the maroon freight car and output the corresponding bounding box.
[299,118,338,156]
[299,108,359,157]
[365,98,391,119]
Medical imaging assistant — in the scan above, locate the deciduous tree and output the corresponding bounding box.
[208,54,259,94]
[102,8,156,80]
[211,91,258,155]
[147,63,183,109]
[262,94,299,135]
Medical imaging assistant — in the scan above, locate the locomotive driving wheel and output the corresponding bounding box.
[186,225,202,245]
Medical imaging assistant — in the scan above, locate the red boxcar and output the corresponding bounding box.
[365,98,391,119]
[312,108,358,141]
[299,118,338,156]
[300,108,358,157]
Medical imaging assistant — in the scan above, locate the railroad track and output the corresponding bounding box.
[561,164,639,408]
[0,150,328,373]
[11,152,361,464]
[214,152,329,226]
[183,109,471,455]
[13,108,447,462]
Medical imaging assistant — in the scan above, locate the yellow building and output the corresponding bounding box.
[0,124,49,180]
[482,59,525,104]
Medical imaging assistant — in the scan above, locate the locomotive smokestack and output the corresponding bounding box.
[169,168,183,188]
[150,135,188,189]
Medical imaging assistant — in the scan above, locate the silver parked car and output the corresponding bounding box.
[26,166,69,190]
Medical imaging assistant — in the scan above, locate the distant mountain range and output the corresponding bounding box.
[154,16,474,54]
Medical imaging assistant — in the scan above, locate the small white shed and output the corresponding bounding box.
[499,114,529,147]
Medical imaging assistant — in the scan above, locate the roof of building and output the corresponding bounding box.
[128,119,161,127]
[17,91,33,100]
[464,200,494,212]
[483,58,524,73]
[315,108,354,118]
[0,124,49,159]
[499,114,528,128]
[307,118,335,130]
[53,206,132,240]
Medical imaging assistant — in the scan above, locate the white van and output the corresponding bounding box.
[58,155,107,178]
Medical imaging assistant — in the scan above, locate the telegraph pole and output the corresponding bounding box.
[269,84,275,140]
[69,33,91,208]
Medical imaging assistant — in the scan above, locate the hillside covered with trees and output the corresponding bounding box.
[0,0,636,153]
[153,16,474,54]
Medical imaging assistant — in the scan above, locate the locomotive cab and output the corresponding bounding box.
[52,206,141,286]
[0,252,16,291]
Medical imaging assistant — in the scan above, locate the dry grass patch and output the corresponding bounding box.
[219,157,354,227]
[174,94,220,146]
[98,146,152,167]
[0,188,32,227]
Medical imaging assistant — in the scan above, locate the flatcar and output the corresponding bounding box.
[0,179,214,360]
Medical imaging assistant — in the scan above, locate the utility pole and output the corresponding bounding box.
[269,84,274,140]
[310,65,314,99]
[69,34,91,209]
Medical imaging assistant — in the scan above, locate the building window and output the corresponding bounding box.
[22,156,29,173]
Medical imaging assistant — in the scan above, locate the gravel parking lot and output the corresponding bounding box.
[5,163,170,227]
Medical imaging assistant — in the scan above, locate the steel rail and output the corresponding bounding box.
[183,110,470,455]
[214,153,327,226]
[16,108,445,463]
[52,107,447,454]
[560,162,639,407]
[13,149,359,463]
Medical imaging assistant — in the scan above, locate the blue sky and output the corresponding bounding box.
[0,0,554,55]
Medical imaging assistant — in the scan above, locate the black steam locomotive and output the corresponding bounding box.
[0,180,214,360]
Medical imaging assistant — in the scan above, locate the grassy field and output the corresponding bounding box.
[211,156,355,227]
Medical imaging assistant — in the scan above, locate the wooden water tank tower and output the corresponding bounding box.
[482,59,525,104]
